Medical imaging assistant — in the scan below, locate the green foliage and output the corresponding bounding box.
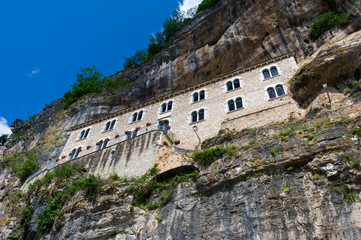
[343,88,351,95]
[351,128,361,137]
[126,168,199,209]
[283,186,290,193]
[307,44,314,52]
[2,150,40,183]
[123,49,148,70]
[0,134,8,146]
[28,114,37,123]
[245,172,265,181]
[191,145,239,166]
[345,154,361,170]
[270,147,276,155]
[75,175,103,199]
[63,66,131,108]
[309,12,349,40]
[311,173,321,180]
[331,186,361,203]
[197,0,220,13]
[21,205,34,228]
[279,125,302,140]
[37,195,62,233]
[286,166,294,171]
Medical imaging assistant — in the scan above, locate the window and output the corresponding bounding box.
[132,110,143,122]
[192,91,206,102]
[105,122,111,131]
[132,129,138,138]
[236,97,243,109]
[110,151,115,159]
[228,97,243,112]
[276,85,285,96]
[193,92,199,102]
[226,79,241,92]
[126,131,132,140]
[109,120,116,130]
[137,111,143,121]
[158,120,170,133]
[263,69,271,79]
[271,67,279,77]
[268,85,286,99]
[79,128,90,140]
[160,101,173,113]
[97,140,103,150]
[132,113,138,122]
[228,100,235,111]
[69,148,76,160]
[267,87,277,99]
[199,90,205,100]
[191,109,205,123]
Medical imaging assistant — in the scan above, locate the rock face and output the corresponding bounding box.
[10,119,30,134]
[30,116,361,240]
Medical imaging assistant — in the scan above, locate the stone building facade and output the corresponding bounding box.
[39,54,302,179]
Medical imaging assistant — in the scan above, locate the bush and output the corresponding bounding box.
[279,125,302,140]
[191,145,239,166]
[21,205,34,228]
[309,12,349,40]
[75,175,103,199]
[0,134,8,146]
[197,0,220,13]
[2,150,40,183]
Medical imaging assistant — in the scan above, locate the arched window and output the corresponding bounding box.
[263,69,271,79]
[227,81,233,91]
[69,148,76,160]
[132,112,138,122]
[126,131,132,140]
[74,147,81,158]
[267,87,276,99]
[198,109,205,121]
[234,79,240,89]
[167,101,173,111]
[137,111,143,121]
[276,85,285,96]
[193,93,199,102]
[236,97,243,109]
[199,90,205,100]
[79,130,85,140]
[83,128,90,138]
[109,120,116,130]
[105,121,111,131]
[161,103,167,113]
[228,100,235,111]
[97,140,103,150]
[191,111,198,123]
[110,151,115,159]
[270,67,279,77]
[132,129,138,138]
[102,140,108,149]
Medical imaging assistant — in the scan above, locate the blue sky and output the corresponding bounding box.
[0,0,202,135]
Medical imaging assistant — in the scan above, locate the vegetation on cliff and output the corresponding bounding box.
[62,66,131,108]
[309,12,349,40]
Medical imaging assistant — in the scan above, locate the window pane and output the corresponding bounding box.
[263,70,271,79]
[102,141,108,149]
[192,111,197,122]
[167,101,173,111]
[234,79,240,89]
[132,113,138,122]
[200,91,205,100]
[133,130,138,138]
[84,129,90,138]
[97,141,103,150]
[276,85,285,96]
[110,120,116,130]
[79,130,85,139]
[271,67,279,76]
[228,100,235,111]
[161,103,167,112]
[193,93,199,102]
[227,82,233,91]
[199,109,204,120]
[236,98,243,109]
[137,111,143,121]
[126,132,132,140]
[268,88,276,99]
[105,122,110,131]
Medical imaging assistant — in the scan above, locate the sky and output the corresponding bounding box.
[0,0,202,135]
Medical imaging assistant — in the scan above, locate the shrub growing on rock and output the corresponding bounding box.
[309,12,349,40]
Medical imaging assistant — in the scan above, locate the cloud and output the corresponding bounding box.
[27,68,40,78]
[178,0,202,12]
[0,117,12,136]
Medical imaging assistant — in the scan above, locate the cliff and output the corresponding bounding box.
[1,0,361,239]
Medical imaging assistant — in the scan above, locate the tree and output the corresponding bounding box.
[0,134,8,146]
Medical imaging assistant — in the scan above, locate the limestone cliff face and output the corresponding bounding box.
[1,1,361,239]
